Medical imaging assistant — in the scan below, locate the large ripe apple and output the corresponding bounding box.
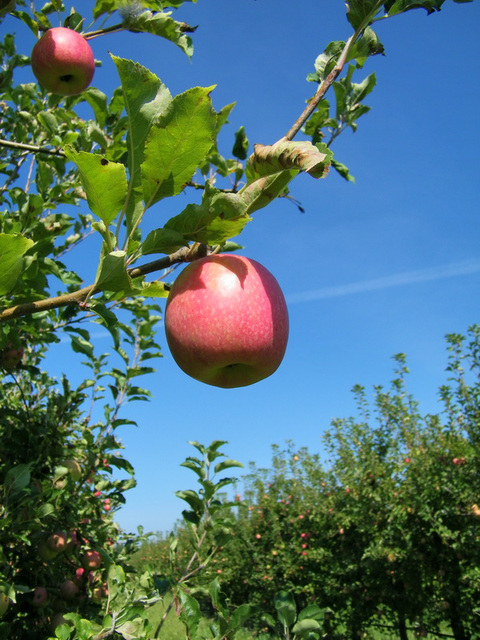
[31,27,95,96]
[164,254,289,388]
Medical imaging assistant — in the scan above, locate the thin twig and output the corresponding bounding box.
[83,23,126,40]
[284,34,354,141]
[285,0,385,141]
[0,137,66,156]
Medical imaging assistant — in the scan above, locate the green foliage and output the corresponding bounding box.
[260,590,329,640]
[0,304,164,638]
[0,0,476,638]
[159,326,480,640]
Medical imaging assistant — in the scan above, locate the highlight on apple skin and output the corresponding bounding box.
[31,27,95,96]
[164,254,289,389]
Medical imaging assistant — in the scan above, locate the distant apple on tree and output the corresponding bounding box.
[59,579,79,601]
[81,549,102,570]
[32,586,49,607]
[31,27,95,96]
[0,344,24,370]
[164,254,289,388]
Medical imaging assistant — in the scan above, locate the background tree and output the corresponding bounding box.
[182,326,480,639]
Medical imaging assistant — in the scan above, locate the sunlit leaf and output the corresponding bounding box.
[95,250,133,293]
[112,55,172,232]
[141,86,216,208]
[64,149,128,225]
[0,233,34,295]
[127,10,194,58]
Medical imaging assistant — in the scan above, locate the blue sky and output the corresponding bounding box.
[3,0,479,534]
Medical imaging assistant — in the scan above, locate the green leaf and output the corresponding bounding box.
[230,604,257,631]
[163,202,213,242]
[0,233,34,295]
[208,577,224,613]
[69,335,95,358]
[238,140,331,215]
[137,281,169,298]
[331,158,355,182]
[4,464,31,495]
[89,302,118,328]
[214,459,243,474]
[175,489,203,514]
[274,591,297,629]
[232,126,249,160]
[261,613,277,630]
[54,623,71,640]
[312,41,345,82]
[92,0,125,18]
[178,589,201,633]
[385,0,445,16]
[9,10,38,34]
[347,27,384,66]
[292,619,322,637]
[34,503,55,518]
[141,228,186,256]
[141,86,217,208]
[345,0,385,29]
[64,149,128,225]
[111,55,172,233]
[181,460,206,480]
[95,250,133,293]
[297,605,327,622]
[127,10,194,58]
[84,88,109,128]
[240,172,297,215]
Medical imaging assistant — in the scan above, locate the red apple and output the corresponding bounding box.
[32,586,49,607]
[59,580,79,601]
[81,549,102,570]
[31,27,95,96]
[164,254,289,388]
[47,531,68,553]
[0,345,24,370]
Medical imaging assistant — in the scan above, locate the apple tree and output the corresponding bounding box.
[0,0,476,638]
[196,326,480,639]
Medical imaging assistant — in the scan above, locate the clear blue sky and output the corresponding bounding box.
[3,0,479,534]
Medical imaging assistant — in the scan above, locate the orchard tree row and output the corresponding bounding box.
[0,0,475,639]
[134,327,480,640]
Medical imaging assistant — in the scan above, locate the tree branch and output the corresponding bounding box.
[0,137,66,157]
[0,243,211,323]
[284,34,354,141]
[285,1,384,141]
[83,23,126,40]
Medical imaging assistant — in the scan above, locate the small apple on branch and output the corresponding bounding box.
[31,26,95,96]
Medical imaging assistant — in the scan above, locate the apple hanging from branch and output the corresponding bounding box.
[31,27,95,96]
[164,254,289,388]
